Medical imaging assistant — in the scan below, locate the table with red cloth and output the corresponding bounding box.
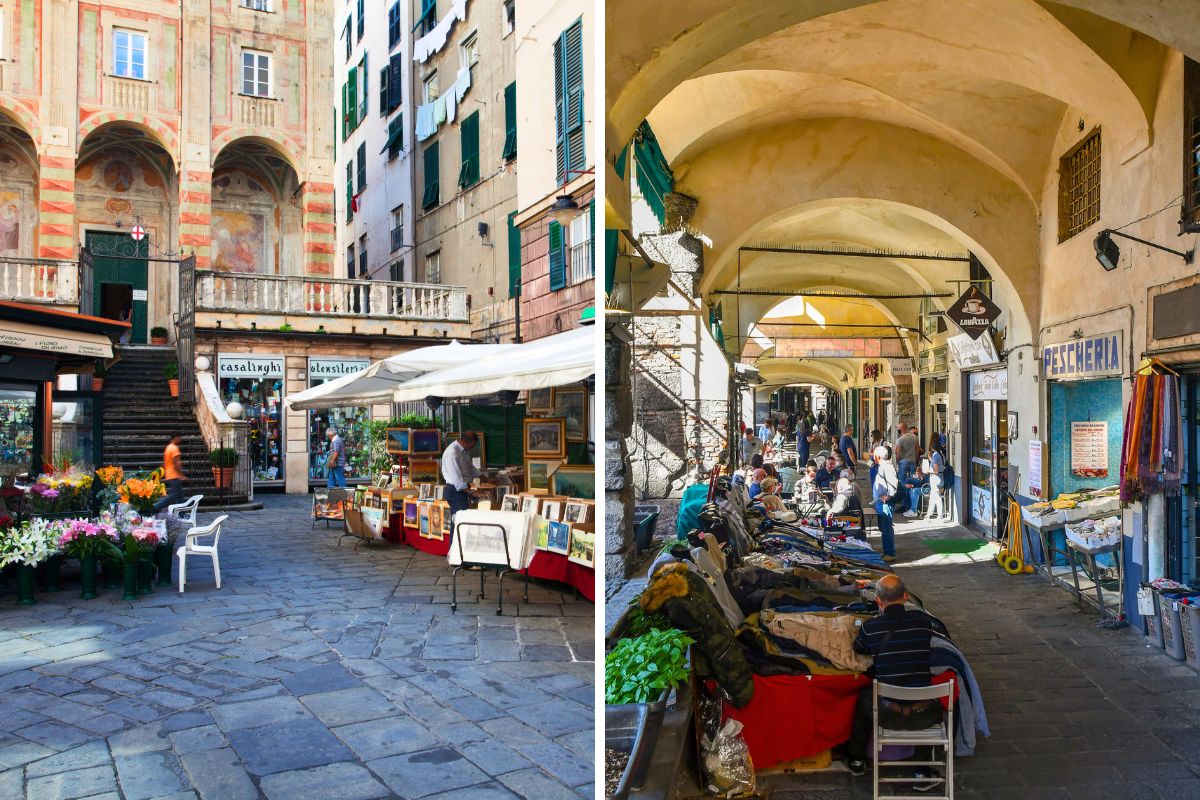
[399,524,453,556]
[524,550,595,601]
[721,673,870,768]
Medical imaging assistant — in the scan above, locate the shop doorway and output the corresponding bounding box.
[967,398,1008,538]
[87,231,148,344]
[1167,374,1200,586]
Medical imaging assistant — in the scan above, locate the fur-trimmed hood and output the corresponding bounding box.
[640,562,690,613]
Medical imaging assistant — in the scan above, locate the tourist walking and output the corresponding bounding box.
[325,427,347,488]
[924,434,949,521]
[154,433,185,512]
[872,445,899,562]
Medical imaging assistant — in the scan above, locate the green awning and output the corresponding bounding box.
[633,122,673,225]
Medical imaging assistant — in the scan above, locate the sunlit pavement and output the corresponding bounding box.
[0,495,594,800]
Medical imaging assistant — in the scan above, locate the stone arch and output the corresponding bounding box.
[0,104,42,150]
[77,114,177,164]
[0,110,40,257]
[685,120,1038,343]
[211,131,302,177]
[607,0,1200,146]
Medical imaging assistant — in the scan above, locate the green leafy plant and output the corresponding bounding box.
[620,602,673,640]
[278,323,294,332]
[209,447,239,468]
[164,362,179,380]
[363,416,438,476]
[150,326,168,339]
[605,628,693,705]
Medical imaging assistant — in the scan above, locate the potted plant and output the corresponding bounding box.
[0,519,60,605]
[210,447,239,489]
[165,362,179,398]
[92,361,107,392]
[150,326,169,345]
[56,518,119,600]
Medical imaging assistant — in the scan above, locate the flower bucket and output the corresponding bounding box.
[137,559,155,595]
[102,560,122,588]
[16,564,36,605]
[154,543,173,586]
[40,555,63,592]
[122,564,138,602]
[79,554,99,600]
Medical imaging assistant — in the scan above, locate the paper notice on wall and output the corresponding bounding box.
[1028,440,1043,499]
[1070,421,1109,478]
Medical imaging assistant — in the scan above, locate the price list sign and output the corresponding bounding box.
[1071,421,1109,479]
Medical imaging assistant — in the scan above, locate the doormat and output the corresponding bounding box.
[925,537,990,555]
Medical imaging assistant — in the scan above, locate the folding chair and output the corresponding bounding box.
[873,680,954,800]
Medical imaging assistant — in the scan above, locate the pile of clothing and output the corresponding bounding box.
[635,476,989,765]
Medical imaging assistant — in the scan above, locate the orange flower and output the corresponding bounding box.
[96,466,124,486]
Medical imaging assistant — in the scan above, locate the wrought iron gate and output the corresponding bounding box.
[176,255,196,404]
[78,248,94,316]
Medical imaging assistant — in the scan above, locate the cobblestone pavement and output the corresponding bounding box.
[0,495,595,799]
[616,506,1200,798]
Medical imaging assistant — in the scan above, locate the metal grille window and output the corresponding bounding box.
[1057,129,1101,242]
[241,51,270,97]
[390,207,404,253]
[1183,58,1200,232]
[241,0,271,11]
[425,251,441,284]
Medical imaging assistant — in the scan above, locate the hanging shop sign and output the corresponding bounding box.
[1070,421,1109,478]
[862,363,881,380]
[1028,440,1043,499]
[947,332,1000,369]
[888,358,914,376]
[969,369,1008,401]
[948,286,1001,340]
[1040,330,1123,381]
[308,358,370,380]
[218,355,285,379]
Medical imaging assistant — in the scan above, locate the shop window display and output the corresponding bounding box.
[0,386,37,479]
[309,406,371,483]
[221,377,284,482]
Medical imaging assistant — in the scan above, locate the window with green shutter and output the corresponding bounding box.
[341,81,349,140]
[388,2,401,50]
[458,111,479,188]
[356,143,366,192]
[507,211,521,298]
[388,54,403,111]
[553,20,585,185]
[345,161,354,221]
[548,220,565,291]
[383,114,404,160]
[356,0,364,40]
[416,0,436,35]
[422,142,440,210]
[379,67,388,116]
[358,54,368,121]
[502,82,517,161]
[347,68,358,130]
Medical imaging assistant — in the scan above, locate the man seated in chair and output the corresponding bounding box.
[845,575,942,791]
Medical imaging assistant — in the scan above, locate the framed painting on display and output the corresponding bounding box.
[524,418,566,459]
[551,465,595,499]
[546,520,571,555]
[524,458,560,494]
[526,387,553,415]
[385,428,410,454]
[410,429,441,455]
[552,386,588,443]
[567,528,595,568]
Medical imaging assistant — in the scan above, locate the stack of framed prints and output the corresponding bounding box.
[384,428,443,491]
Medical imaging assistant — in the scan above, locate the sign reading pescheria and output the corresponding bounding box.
[1041,331,1123,380]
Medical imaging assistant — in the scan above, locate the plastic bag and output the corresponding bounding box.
[702,718,756,798]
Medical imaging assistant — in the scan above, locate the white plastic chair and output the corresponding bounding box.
[873,680,954,800]
[177,514,228,593]
[167,495,203,528]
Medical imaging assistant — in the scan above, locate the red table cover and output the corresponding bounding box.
[525,550,595,602]
[399,524,452,556]
[722,673,870,768]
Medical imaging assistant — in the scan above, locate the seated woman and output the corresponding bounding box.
[758,477,786,513]
[826,470,858,521]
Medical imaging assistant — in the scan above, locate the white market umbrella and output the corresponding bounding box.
[287,341,517,410]
[391,326,595,402]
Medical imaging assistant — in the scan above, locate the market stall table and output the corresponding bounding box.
[526,549,595,601]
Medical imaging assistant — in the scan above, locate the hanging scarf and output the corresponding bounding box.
[1121,373,1182,504]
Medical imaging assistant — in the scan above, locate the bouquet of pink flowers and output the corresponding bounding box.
[129,526,161,549]
[56,519,119,558]
[108,523,164,567]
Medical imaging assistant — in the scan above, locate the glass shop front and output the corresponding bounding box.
[966,368,1008,538]
[306,357,370,485]
[219,355,286,485]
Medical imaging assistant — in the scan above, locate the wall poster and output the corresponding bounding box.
[1070,421,1109,478]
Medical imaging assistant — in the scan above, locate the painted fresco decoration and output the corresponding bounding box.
[212,209,266,273]
[0,190,19,254]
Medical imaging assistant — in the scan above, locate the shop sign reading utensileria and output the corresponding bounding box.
[948,286,1001,340]
[1041,330,1123,380]
[218,355,285,379]
[308,358,369,380]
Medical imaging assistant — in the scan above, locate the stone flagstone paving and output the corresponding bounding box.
[0,495,595,799]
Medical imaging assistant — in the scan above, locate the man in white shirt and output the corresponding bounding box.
[441,431,481,519]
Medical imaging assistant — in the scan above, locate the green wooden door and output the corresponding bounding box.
[87,232,149,344]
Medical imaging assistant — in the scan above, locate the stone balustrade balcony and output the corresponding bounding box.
[0,258,79,306]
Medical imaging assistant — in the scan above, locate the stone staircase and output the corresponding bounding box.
[101,347,248,506]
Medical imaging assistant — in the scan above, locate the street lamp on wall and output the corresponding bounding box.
[548,195,581,227]
[1094,228,1193,271]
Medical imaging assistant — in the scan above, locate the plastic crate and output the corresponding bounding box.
[1145,590,1165,648]
[1161,592,1200,661]
[1181,602,1200,666]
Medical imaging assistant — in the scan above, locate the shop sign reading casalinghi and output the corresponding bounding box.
[1041,330,1123,380]
[218,355,285,379]
[308,358,369,380]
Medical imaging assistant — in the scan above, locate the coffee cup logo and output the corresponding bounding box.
[963,298,985,314]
